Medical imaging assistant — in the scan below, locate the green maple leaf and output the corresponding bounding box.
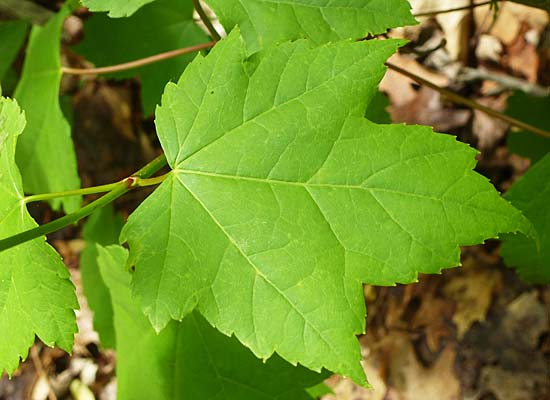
[80,0,156,17]
[0,95,78,376]
[98,244,326,399]
[206,0,417,52]
[75,0,208,115]
[0,20,29,82]
[501,153,550,283]
[14,4,81,213]
[121,32,530,384]
[80,206,123,349]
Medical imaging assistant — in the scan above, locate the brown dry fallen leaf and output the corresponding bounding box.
[475,2,549,43]
[323,364,386,400]
[385,333,461,400]
[471,93,509,152]
[322,339,387,400]
[380,53,449,107]
[389,86,471,133]
[409,0,471,61]
[502,291,549,349]
[443,268,502,338]
[411,294,454,353]
[505,22,541,82]
[479,365,547,400]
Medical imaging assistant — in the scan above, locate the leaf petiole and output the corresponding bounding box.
[23,182,121,204]
[0,154,168,252]
[22,172,171,204]
[128,172,171,188]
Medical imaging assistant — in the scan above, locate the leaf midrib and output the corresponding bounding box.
[174,168,504,216]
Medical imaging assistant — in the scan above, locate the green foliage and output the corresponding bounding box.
[80,0,156,17]
[0,0,544,388]
[80,206,123,349]
[97,244,327,399]
[206,0,417,53]
[0,95,77,376]
[0,20,29,82]
[365,91,392,124]
[120,31,530,385]
[306,382,333,398]
[75,0,208,115]
[14,4,81,213]
[506,92,550,163]
[501,153,550,283]
[511,0,550,10]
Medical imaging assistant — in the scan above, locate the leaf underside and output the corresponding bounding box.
[13,4,81,213]
[121,31,530,384]
[98,244,325,400]
[0,96,77,376]
[501,152,550,283]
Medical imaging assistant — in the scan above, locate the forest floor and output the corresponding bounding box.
[1,1,549,399]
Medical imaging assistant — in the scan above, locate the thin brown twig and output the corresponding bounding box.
[61,41,217,75]
[386,61,550,138]
[192,0,221,41]
[413,0,498,17]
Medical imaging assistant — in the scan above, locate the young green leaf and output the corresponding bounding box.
[14,4,81,213]
[501,153,550,283]
[121,32,530,385]
[75,0,208,115]
[80,0,156,17]
[0,96,78,376]
[506,92,550,163]
[97,244,326,400]
[0,20,29,82]
[205,0,417,52]
[80,205,124,349]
